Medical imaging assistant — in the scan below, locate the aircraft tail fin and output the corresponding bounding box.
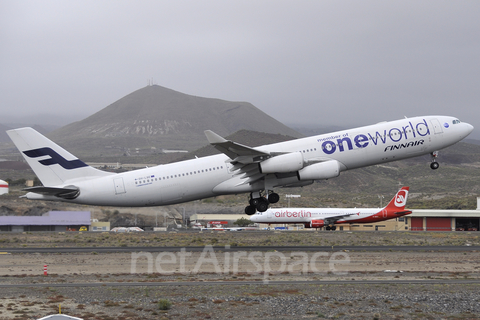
[384,186,409,211]
[7,127,113,186]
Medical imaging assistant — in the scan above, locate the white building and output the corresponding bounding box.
[0,179,8,195]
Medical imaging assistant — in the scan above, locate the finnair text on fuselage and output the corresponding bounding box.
[318,119,430,155]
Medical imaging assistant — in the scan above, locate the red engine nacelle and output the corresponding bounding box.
[306,219,324,228]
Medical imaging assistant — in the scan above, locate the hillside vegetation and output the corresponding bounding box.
[46,85,302,156]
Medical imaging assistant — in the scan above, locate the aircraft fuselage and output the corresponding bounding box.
[22,115,473,206]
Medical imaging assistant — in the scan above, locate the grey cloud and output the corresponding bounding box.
[1,0,479,138]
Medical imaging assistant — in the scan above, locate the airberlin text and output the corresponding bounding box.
[318,119,430,155]
[274,210,312,218]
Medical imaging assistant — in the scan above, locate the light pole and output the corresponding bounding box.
[180,207,186,229]
[378,195,384,208]
[285,194,301,207]
[183,207,186,229]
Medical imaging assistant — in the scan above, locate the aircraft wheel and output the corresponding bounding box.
[326,226,331,231]
[331,226,336,231]
[245,205,256,215]
[430,162,439,170]
[268,192,280,204]
[256,199,269,212]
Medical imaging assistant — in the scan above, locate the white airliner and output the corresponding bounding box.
[6,115,473,214]
[250,187,411,230]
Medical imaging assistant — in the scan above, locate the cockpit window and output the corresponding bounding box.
[452,119,461,124]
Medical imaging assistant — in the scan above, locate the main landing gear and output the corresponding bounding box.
[244,191,280,215]
[430,151,439,170]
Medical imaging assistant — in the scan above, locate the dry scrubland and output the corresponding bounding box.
[1,283,480,320]
[0,232,480,319]
[0,230,479,248]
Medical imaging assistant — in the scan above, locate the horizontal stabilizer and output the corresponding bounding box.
[23,186,80,199]
[394,210,412,215]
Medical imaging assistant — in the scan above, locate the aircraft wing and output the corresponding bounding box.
[204,130,270,162]
[205,130,277,186]
[322,213,358,225]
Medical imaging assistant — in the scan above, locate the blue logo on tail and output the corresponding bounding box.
[23,148,88,170]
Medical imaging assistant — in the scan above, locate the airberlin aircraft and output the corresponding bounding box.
[6,115,473,214]
[250,187,411,230]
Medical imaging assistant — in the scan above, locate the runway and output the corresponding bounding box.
[2,244,479,319]
[2,245,479,253]
[0,279,479,288]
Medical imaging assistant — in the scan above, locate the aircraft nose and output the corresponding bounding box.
[465,123,474,134]
[462,122,474,137]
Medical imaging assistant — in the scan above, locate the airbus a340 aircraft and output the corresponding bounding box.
[7,115,473,214]
[250,187,411,230]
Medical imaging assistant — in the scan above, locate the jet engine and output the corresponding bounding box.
[259,152,304,173]
[297,160,341,181]
[305,219,325,228]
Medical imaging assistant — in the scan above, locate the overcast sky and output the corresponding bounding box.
[1,1,479,138]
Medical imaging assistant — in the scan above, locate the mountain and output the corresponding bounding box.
[465,138,480,146]
[287,124,347,137]
[48,85,302,155]
[0,124,12,143]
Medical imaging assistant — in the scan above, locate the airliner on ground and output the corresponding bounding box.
[250,187,411,230]
[6,115,473,214]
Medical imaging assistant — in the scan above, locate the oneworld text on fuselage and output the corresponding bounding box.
[318,119,430,155]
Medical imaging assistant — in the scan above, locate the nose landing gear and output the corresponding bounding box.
[430,151,439,170]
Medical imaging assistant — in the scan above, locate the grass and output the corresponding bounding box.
[157,299,172,310]
[0,230,479,248]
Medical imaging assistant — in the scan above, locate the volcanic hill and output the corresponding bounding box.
[48,85,302,156]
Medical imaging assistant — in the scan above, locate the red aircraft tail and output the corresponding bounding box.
[384,186,409,212]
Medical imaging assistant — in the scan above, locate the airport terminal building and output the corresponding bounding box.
[0,211,109,232]
[348,208,480,232]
